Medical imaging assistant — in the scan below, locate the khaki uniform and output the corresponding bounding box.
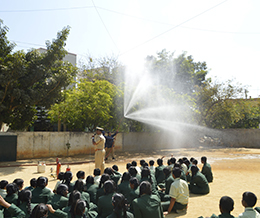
[94,134,106,174]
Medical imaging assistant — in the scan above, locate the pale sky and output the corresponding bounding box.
[1,0,260,97]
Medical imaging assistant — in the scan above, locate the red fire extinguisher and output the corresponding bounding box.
[66,165,71,172]
[56,158,61,178]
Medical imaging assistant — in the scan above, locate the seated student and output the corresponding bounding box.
[107,193,134,218]
[132,181,164,218]
[163,167,189,215]
[17,189,37,218]
[128,177,140,213]
[139,160,146,172]
[53,172,64,193]
[149,160,156,175]
[0,180,8,198]
[140,167,158,197]
[96,174,111,203]
[169,158,176,170]
[48,184,68,214]
[159,167,174,202]
[85,176,98,204]
[131,161,141,175]
[174,163,187,181]
[24,178,37,192]
[98,180,116,218]
[73,180,90,208]
[62,171,74,193]
[189,166,210,195]
[93,168,101,186]
[13,179,24,191]
[238,192,260,218]
[0,195,25,218]
[35,203,66,218]
[128,166,141,181]
[31,177,54,204]
[201,156,213,183]
[155,158,166,187]
[118,172,131,200]
[180,158,188,175]
[198,196,235,218]
[76,171,86,184]
[4,183,19,218]
[112,164,122,182]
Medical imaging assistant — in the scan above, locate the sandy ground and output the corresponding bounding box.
[1,146,260,218]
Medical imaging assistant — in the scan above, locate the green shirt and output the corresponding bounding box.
[190,171,210,194]
[98,192,114,218]
[201,163,213,183]
[31,187,54,204]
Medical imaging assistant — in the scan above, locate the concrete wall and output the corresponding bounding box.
[13,129,260,159]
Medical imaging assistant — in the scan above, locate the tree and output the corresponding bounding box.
[48,79,123,132]
[0,20,77,130]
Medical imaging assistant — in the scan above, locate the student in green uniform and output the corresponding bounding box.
[74,180,90,207]
[0,195,25,218]
[85,176,98,204]
[0,180,8,198]
[62,171,74,193]
[128,177,139,213]
[118,172,131,200]
[128,167,141,181]
[31,177,54,204]
[13,179,24,192]
[76,171,86,184]
[149,160,155,175]
[107,193,134,218]
[96,174,110,204]
[174,163,187,181]
[189,166,210,195]
[104,168,120,186]
[198,196,235,218]
[4,183,19,218]
[53,172,64,194]
[132,181,164,218]
[201,156,213,183]
[155,158,166,187]
[112,165,122,185]
[17,189,37,218]
[97,180,116,218]
[140,167,158,197]
[159,167,174,202]
[24,178,37,192]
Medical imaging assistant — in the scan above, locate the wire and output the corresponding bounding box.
[91,0,119,52]
[119,0,229,56]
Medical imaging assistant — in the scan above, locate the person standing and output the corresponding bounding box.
[92,127,106,174]
[104,131,118,161]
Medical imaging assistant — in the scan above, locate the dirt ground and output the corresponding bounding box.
[1,146,260,218]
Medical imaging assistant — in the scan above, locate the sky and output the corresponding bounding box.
[1,0,260,97]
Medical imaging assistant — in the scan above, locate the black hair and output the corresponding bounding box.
[182,157,188,161]
[57,172,65,180]
[62,171,73,188]
[30,178,37,188]
[219,196,234,213]
[112,193,128,218]
[13,178,24,190]
[140,159,145,166]
[99,173,110,188]
[94,168,101,176]
[190,157,195,163]
[170,157,176,165]
[128,166,137,177]
[141,168,153,185]
[183,159,190,168]
[6,183,19,197]
[126,163,132,170]
[201,156,207,163]
[143,162,149,168]
[104,167,114,176]
[31,203,48,218]
[163,167,171,177]
[68,190,81,207]
[57,184,68,197]
[157,158,163,166]
[149,160,155,166]
[172,167,182,178]
[167,159,171,166]
[74,180,84,192]
[174,163,181,168]
[86,175,94,185]
[71,199,86,218]
[139,181,152,196]
[191,166,199,177]
[121,172,131,183]
[129,177,139,190]
[36,177,47,188]
[178,158,183,165]
[18,189,32,215]
[242,192,257,207]
[0,180,8,189]
[104,180,116,194]
[112,165,119,171]
[131,161,137,167]
[192,159,198,165]
[76,171,85,179]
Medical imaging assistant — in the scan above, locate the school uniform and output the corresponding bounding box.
[237,207,260,218]
[198,213,235,218]
[96,187,105,204]
[140,177,159,197]
[94,176,101,186]
[18,202,37,218]
[107,210,134,218]
[132,194,164,218]
[155,165,165,186]
[0,204,26,218]
[97,192,114,218]
[85,183,98,204]
[79,191,91,208]
[189,171,210,195]
[128,188,139,213]
[149,166,155,175]
[4,194,19,218]
[118,181,131,200]
[0,189,7,198]
[31,186,54,204]
[201,162,213,183]
[111,171,122,185]
[159,175,174,202]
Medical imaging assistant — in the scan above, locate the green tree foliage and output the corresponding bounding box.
[48,80,123,132]
[0,20,77,130]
